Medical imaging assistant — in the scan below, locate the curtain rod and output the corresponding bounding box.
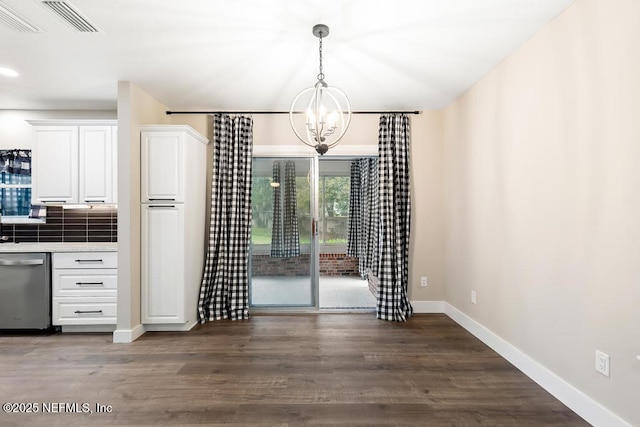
[165,110,421,115]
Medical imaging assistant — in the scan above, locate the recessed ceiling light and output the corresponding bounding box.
[0,67,18,77]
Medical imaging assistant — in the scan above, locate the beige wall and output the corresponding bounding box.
[116,81,170,332]
[168,114,209,138]
[253,113,380,147]
[410,111,445,302]
[442,0,639,424]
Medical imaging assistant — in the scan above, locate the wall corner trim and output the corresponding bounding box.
[444,303,631,427]
[112,324,145,343]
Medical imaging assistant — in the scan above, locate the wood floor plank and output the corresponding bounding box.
[0,314,589,426]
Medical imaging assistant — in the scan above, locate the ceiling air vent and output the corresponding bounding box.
[40,0,99,32]
[0,1,40,32]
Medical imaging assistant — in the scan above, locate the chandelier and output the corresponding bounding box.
[289,24,351,155]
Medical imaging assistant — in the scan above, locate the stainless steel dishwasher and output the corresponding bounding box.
[0,252,51,329]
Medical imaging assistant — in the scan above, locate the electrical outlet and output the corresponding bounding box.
[595,350,610,377]
[420,276,428,287]
[471,291,477,304]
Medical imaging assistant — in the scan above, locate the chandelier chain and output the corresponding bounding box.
[317,31,324,81]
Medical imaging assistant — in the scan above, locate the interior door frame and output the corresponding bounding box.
[249,144,377,312]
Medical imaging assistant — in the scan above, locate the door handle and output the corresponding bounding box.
[0,259,44,266]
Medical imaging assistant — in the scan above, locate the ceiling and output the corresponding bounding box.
[0,0,575,112]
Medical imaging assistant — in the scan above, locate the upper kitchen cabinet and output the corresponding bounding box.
[79,126,115,203]
[29,121,117,205]
[32,125,79,204]
[141,129,185,203]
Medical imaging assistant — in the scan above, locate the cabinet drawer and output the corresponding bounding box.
[53,270,117,297]
[52,299,117,325]
[54,252,117,269]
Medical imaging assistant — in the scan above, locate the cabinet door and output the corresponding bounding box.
[141,204,185,323]
[111,126,118,204]
[141,132,183,203]
[79,126,113,203]
[32,126,78,204]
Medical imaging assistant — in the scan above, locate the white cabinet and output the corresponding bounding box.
[32,126,79,204]
[141,131,184,202]
[30,121,117,205]
[141,204,185,323]
[79,126,114,203]
[140,126,209,330]
[52,252,118,329]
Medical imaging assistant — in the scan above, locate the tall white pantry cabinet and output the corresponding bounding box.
[140,125,209,331]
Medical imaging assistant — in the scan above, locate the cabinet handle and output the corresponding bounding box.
[74,310,103,315]
[148,198,176,201]
[74,259,103,263]
[149,205,176,208]
[75,282,104,287]
[41,200,66,203]
[0,259,44,266]
[85,200,105,203]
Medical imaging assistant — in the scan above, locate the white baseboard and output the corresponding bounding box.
[61,324,115,333]
[143,319,197,332]
[411,300,445,313]
[444,303,630,427]
[113,320,197,340]
[112,324,145,343]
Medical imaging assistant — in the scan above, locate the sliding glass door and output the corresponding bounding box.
[249,155,376,311]
[249,157,318,308]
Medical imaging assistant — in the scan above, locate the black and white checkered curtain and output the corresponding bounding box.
[270,161,283,254]
[270,160,300,257]
[198,115,253,322]
[377,114,413,321]
[347,158,379,279]
[346,161,361,260]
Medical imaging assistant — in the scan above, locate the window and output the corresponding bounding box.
[250,159,351,251]
[317,175,350,245]
[251,169,311,247]
[0,150,32,218]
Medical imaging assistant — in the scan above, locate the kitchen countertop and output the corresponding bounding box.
[0,242,117,253]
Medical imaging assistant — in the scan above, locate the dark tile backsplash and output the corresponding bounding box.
[1,206,117,243]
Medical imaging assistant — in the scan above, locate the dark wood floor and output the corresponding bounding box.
[0,314,588,426]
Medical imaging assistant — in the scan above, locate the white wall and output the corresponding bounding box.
[442,0,639,424]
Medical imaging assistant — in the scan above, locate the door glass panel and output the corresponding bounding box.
[317,158,376,311]
[250,157,314,307]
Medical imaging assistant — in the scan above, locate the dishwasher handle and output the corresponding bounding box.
[0,259,45,266]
